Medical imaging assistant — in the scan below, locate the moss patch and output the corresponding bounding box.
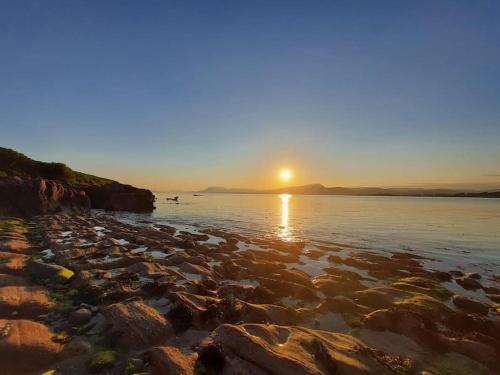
[394,294,451,318]
[342,312,363,328]
[47,290,79,314]
[392,276,452,300]
[0,219,28,234]
[87,350,118,372]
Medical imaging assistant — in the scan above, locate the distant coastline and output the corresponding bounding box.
[198,183,500,198]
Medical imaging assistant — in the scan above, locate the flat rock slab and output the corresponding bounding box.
[211,323,410,375]
[0,319,64,374]
[0,286,54,318]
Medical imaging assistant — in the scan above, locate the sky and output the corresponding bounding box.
[1,0,500,191]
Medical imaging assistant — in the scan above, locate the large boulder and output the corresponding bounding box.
[0,319,65,373]
[102,299,173,349]
[0,177,90,217]
[84,182,155,212]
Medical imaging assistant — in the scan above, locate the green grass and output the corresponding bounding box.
[0,147,112,186]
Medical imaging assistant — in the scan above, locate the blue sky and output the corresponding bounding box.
[1,1,499,190]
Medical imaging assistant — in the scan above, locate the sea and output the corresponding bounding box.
[115,193,500,278]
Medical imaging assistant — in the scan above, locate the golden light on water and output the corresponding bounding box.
[279,194,291,240]
[279,168,292,182]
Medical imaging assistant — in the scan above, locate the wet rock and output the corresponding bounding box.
[241,302,299,325]
[364,308,441,350]
[444,313,500,340]
[218,283,255,301]
[391,276,452,300]
[259,277,318,302]
[147,346,195,375]
[456,276,482,290]
[352,288,405,309]
[103,299,173,349]
[318,296,368,314]
[452,295,490,315]
[68,307,92,325]
[393,294,452,320]
[312,275,365,297]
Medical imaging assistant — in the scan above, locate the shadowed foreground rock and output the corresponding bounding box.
[0,177,90,217]
[206,323,413,375]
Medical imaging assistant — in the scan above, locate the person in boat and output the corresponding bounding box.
[166,196,179,201]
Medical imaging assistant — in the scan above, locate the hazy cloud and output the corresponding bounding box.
[484,174,500,177]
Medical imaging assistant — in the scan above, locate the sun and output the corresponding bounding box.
[279,169,292,182]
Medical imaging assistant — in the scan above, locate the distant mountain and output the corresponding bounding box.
[199,183,500,198]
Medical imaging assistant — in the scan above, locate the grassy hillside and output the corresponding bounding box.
[0,147,113,185]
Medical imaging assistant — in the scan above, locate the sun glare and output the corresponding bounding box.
[279,169,292,182]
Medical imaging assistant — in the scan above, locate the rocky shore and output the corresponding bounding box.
[0,213,499,375]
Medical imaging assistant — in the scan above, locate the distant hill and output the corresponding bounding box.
[200,183,500,198]
[0,147,112,186]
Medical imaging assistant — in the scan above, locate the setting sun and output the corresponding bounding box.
[279,169,292,182]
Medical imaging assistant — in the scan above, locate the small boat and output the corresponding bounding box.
[166,196,179,202]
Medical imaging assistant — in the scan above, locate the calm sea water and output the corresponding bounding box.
[118,193,500,274]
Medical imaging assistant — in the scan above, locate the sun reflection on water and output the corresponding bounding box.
[279,194,292,240]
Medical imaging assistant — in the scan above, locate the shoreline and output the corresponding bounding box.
[0,212,499,374]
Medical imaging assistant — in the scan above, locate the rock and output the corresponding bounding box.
[352,288,400,309]
[0,251,28,275]
[26,259,74,282]
[312,276,365,297]
[84,182,155,212]
[456,276,482,290]
[0,176,90,218]
[258,277,318,302]
[318,296,368,314]
[364,308,442,350]
[210,323,411,374]
[0,319,65,373]
[68,308,92,325]
[147,346,195,375]
[0,273,30,286]
[488,294,500,303]
[102,299,173,349]
[444,313,500,340]
[452,295,490,315]
[0,286,55,318]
